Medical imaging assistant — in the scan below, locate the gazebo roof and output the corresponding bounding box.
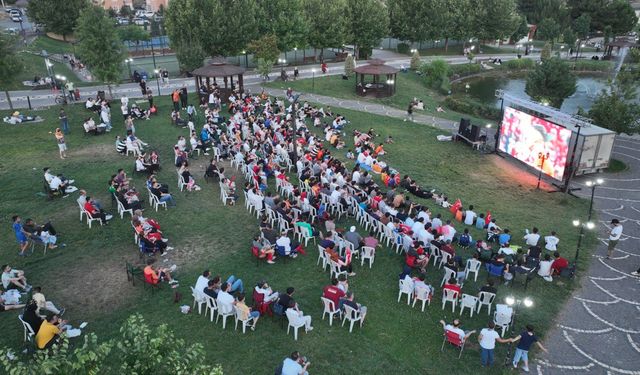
[191,57,246,77]
[605,37,640,48]
[354,59,399,75]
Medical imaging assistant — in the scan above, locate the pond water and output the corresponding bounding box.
[451,75,610,114]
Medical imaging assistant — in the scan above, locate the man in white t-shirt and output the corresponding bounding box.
[439,319,475,342]
[215,282,235,307]
[607,219,623,259]
[523,227,540,246]
[498,244,515,256]
[544,231,560,251]
[479,321,511,367]
[195,270,211,292]
[464,205,477,226]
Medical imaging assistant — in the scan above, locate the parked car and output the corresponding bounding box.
[5,8,22,15]
[117,17,130,25]
[4,27,18,35]
[132,18,149,26]
[135,10,154,19]
[11,15,23,23]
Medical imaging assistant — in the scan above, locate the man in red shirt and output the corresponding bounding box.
[443,278,462,295]
[550,251,569,275]
[83,196,112,224]
[322,278,345,309]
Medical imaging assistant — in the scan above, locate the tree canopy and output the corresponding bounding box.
[27,0,89,39]
[346,0,389,58]
[0,34,23,109]
[259,0,307,53]
[75,6,125,87]
[525,57,576,108]
[473,0,520,42]
[304,0,349,51]
[164,0,208,72]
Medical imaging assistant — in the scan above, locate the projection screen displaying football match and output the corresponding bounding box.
[498,107,573,181]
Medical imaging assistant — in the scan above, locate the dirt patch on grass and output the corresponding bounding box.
[71,143,115,159]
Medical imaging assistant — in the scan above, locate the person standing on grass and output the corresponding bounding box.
[510,324,548,372]
[54,128,67,159]
[606,219,623,259]
[58,108,69,134]
[478,321,511,367]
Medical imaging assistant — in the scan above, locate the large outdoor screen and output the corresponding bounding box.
[498,107,572,181]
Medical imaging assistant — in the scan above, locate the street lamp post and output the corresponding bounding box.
[572,219,595,267]
[311,68,316,92]
[505,296,533,333]
[536,152,549,189]
[125,58,134,81]
[386,79,395,95]
[153,69,161,96]
[55,75,67,103]
[585,179,604,221]
[293,47,297,64]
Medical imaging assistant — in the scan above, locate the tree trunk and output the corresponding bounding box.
[4,90,13,111]
[107,84,113,100]
[444,37,449,52]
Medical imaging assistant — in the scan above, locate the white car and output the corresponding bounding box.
[135,10,154,19]
[132,18,149,26]
[117,17,130,25]
[11,14,22,23]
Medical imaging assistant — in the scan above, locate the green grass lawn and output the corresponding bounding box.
[0,52,89,91]
[265,71,493,125]
[0,96,595,374]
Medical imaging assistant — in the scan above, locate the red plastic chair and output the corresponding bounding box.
[251,246,264,266]
[441,330,465,358]
[252,290,272,317]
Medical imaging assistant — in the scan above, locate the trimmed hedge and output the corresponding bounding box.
[572,60,614,72]
[502,58,536,70]
[444,96,501,121]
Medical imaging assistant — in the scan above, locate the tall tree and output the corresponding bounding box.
[604,0,638,36]
[511,16,530,43]
[572,14,591,40]
[517,0,569,26]
[165,0,208,72]
[0,34,23,110]
[259,0,307,53]
[304,0,348,58]
[525,57,576,107]
[346,0,389,59]
[216,0,260,56]
[537,18,561,46]
[247,34,280,77]
[589,90,640,135]
[75,5,125,97]
[27,0,89,40]
[387,0,430,43]
[439,0,475,51]
[474,0,520,42]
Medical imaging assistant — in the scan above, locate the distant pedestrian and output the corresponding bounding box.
[162,69,169,85]
[180,86,188,110]
[58,108,69,134]
[293,67,299,80]
[606,219,623,259]
[54,128,67,159]
[510,325,547,372]
[404,102,414,122]
[147,90,154,108]
[478,321,510,367]
[140,79,147,95]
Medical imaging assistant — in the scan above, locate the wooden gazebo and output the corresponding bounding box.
[354,59,399,98]
[603,37,640,58]
[192,58,246,102]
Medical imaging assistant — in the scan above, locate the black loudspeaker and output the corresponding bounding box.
[458,118,470,135]
[469,125,481,142]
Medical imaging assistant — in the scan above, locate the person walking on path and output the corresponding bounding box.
[510,325,548,373]
[631,267,640,277]
[478,321,511,367]
[404,102,414,122]
[54,128,67,159]
[58,108,69,134]
[606,219,623,259]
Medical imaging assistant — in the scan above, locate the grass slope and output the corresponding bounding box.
[0,96,594,374]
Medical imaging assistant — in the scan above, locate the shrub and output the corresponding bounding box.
[396,42,410,54]
[503,58,535,70]
[448,63,481,78]
[444,97,501,121]
[419,59,449,93]
[410,50,421,70]
[573,60,614,72]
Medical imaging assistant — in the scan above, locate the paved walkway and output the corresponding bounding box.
[534,138,640,375]
[0,52,536,110]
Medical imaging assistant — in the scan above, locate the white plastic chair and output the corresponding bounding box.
[178,173,187,192]
[476,291,496,316]
[317,245,328,270]
[440,267,457,287]
[18,315,35,342]
[493,304,514,337]
[285,309,306,341]
[77,201,86,222]
[430,246,442,266]
[412,285,432,312]
[465,258,482,282]
[191,286,207,315]
[439,251,452,269]
[220,185,234,206]
[360,246,375,268]
[215,300,235,329]
[459,294,479,317]
[85,211,103,229]
[442,289,460,312]
[205,295,218,322]
[151,193,167,211]
[298,225,315,246]
[398,278,414,305]
[341,304,363,333]
[329,260,347,280]
[320,297,341,326]
[234,307,254,333]
[117,199,133,219]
